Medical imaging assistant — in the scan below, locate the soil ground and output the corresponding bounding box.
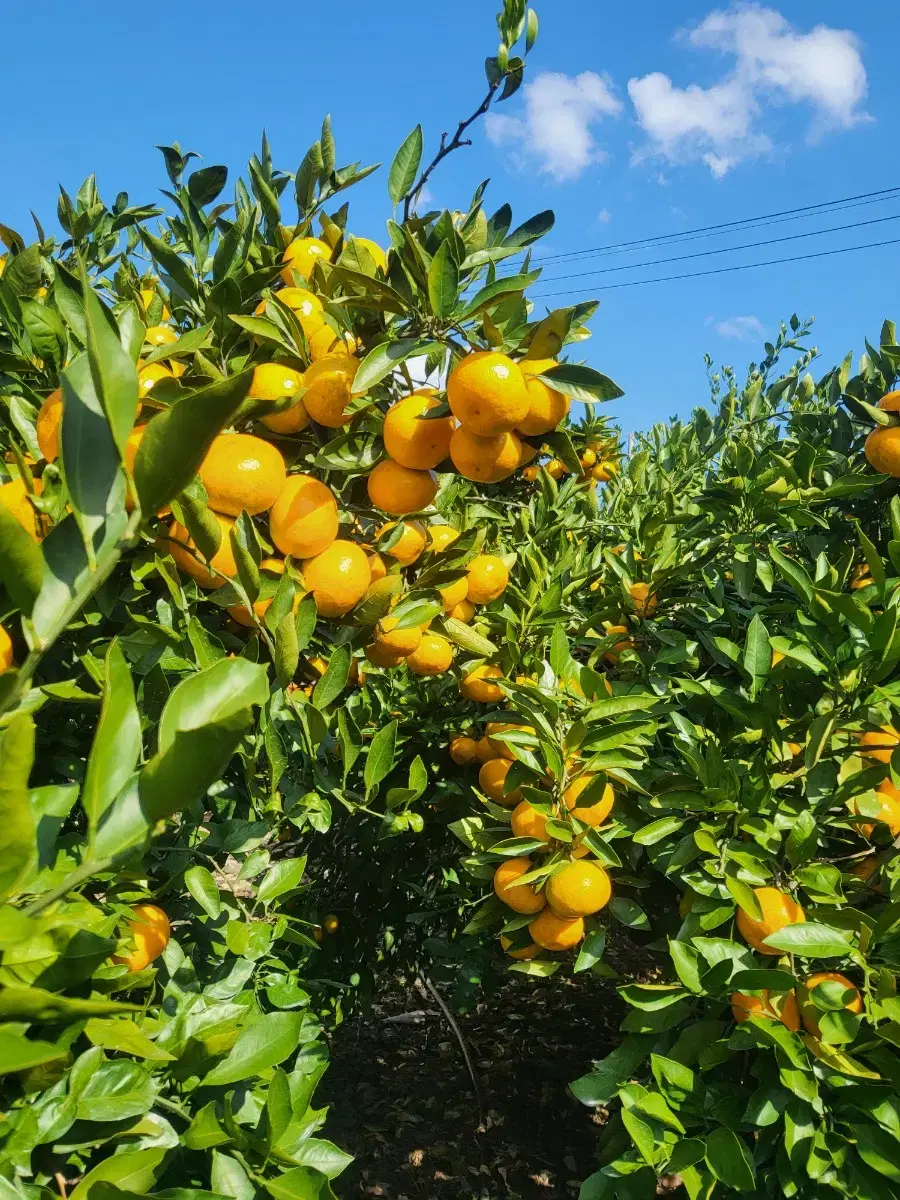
[322,935,651,1200]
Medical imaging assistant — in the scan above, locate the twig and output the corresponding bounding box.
[54,1173,67,1200]
[416,971,485,1125]
[403,84,499,222]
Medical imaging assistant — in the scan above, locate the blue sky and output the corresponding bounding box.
[2,1,895,436]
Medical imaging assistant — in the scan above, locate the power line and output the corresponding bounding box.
[528,235,900,299]
[535,211,900,284]
[525,184,900,265]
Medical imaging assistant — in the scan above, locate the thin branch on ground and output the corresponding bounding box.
[416,972,485,1125]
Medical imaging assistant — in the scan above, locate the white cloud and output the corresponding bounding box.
[597,208,612,223]
[485,70,622,181]
[628,4,868,176]
[715,315,765,340]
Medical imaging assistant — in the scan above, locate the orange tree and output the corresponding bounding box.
[0,3,632,1194]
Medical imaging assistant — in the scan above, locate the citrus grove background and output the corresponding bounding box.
[3,2,900,1198]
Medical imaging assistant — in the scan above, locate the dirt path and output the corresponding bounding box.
[322,967,628,1200]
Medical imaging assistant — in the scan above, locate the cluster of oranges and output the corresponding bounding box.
[450,724,616,956]
[523,436,619,486]
[724,885,864,1038]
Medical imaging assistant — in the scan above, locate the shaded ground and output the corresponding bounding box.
[322,936,652,1200]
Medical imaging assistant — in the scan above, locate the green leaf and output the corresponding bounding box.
[763,922,851,957]
[84,1018,174,1061]
[609,896,649,931]
[540,362,624,403]
[69,1151,165,1200]
[574,927,606,974]
[856,1124,900,1181]
[83,640,141,842]
[353,338,435,392]
[79,259,140,459]
[570,1035,654,1106]
[633,816,683,846]
[61,351,125,543]
[312,645,350,708]
[427,240,459,321]
[134,372,253,516]
[457,271,540,321]
[388,125,423,205]
[705,1126,756,1192]
[743,613,770,698]
[202,1011,307,1086]
[441,617,497,657]
[0,1029,68,1075]
[257,856,307,905]
[0,714,36,901]
[184,864,222,919]
[289,1139,353,1180]
[211,1154,255,1200]
[0,498,43,616]
[365,720,398,798]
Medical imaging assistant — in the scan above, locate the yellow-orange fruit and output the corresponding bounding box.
[852,778,900,838]
[493,858,546,914]
[139,289,170,321]
[112,904,170,972]
[0,624,14,674]
[449,736,479,766]
[460,664,505,703]
[564,775,615,827]
[365,641,406,668]
[517,358,570,436]
[731,990,800,1031]
[450,599,476,623]
[0,477,43,540]
[449,427,522,483]
[281,236,331,283]
[384,390,455,470]
[545,861,612,917]
[427,524,460,552]
[302,354,361,427]
[858,725,900,765]
[735,887,806,954]
[367,551,387,582]
[528,909,584,951]
[799,972,863,1038]
[500,934,540,960]
[302,540,371,618]
[447,351,529,435]
[879,390,900,411]
[199,433,286,516]
[865,425,900,476]
[440,576,469,613]
[630,581,657,617]
[466,554,509,604]
[367,459,438,515]
[145,325,177,348]
[374,615,422,658]
[166,514,238,588]
[378,520,427,565]
[406,632,453,676]
[270,475,338,559]
[474,736,496,764]
[479,758,521,806]
[36,389,63,462]
[138,361,175,396]
[511,801,550,843]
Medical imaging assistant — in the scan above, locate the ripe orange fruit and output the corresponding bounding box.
[0,624,14,674]
[257,287,325,340]
[529,908,584,951]
[406,632,453,675]
[440,576,468,613]
[511,800,549,842]
[731,990,800,1031]
[517,358,569,436]
[500,934,540,960]
[858,725,900,764]
[281,235,331,283]
[302,354,361,427]
[167,514,238,588]
[0,477,43,540]
[139,289,170,321]
[323,913,340,934]
[138,361,175,396]
[302,540,371,617]
[449,735,478,765]
[378,520,427,565]
[36,389,63,462]
[466,554,509,604]
[113,903,170,972]
[735,887,805,954]
[546,861,611,917]
[449,427,522,482]
[630,582,657,617]
[270,475,338,558]
[564,775,614,827]
[865,425,900,476]
[384,390,455,470]
[799,972,863,1037]
[771,649,785,668]
[522,465,539,482]
[460,664,505,703]
[545,459,566,480]
[485,721,532,759]
[450,599,476,623]
[367,459,438,515]
[365,641,406,668]
[493,857,546,914]
[592,462,616,483]
[475,736,496,764]
[228,558,289,627]
[852,778,900,838]
[879,390,900,411]
[428,524,459,552]
[447,351,529,435]
[850,563,873,590]
[602,622,633,664]
[374,615,422,657]
[479,758,521,806]
[199,433,286,517]
[145,325,177,348]
[367,551,387,582]
[518,440,539,466]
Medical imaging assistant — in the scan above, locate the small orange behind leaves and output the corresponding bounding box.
[493,857,546,914]
[406,632,453,676]
[367,460,438,515]
[460,664,505,703]
[528,908,584,951]
[449,735,478,766]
